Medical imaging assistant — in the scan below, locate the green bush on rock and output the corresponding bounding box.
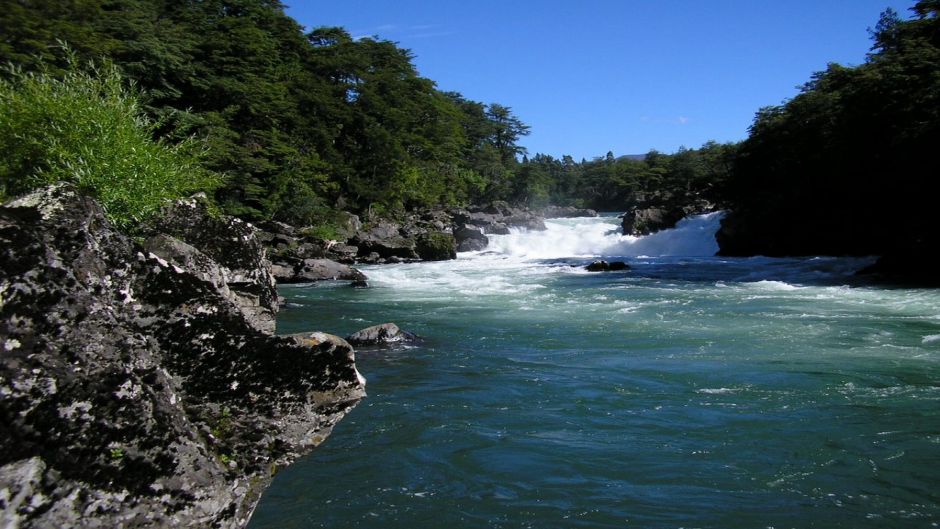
[416,232,457,261]
[0,54,220,230]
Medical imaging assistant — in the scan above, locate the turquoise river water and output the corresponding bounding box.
[249,214,940,529]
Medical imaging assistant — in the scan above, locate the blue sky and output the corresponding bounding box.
[285,1,916,160]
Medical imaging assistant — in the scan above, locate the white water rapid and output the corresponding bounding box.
[484,211,724,259]
[360,212,877,298]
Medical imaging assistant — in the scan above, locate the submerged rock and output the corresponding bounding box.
[0,185,365,529]
[586,260,630,272]
[346,323,419,347]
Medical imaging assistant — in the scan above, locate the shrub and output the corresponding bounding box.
[0,52,221,229]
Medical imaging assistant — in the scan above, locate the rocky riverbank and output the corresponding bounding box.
[0,185,366,528]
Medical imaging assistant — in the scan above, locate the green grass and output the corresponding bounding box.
[0,50,221,230]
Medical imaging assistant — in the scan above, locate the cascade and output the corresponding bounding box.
[483,212,724,259]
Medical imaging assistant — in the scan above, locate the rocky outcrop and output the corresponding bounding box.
[350,220,419,261]
[621,192,714,236]
[454,202,548,234]
[0,185,366,529]
[855,250,940,286]
[345,323,419,347]
[143,195,279,334]
[540,206,598,218]
[255,202,556,264]
[621,207,685,236]
[271,259,367,284]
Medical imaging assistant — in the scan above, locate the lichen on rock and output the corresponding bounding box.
[0,184,365,529]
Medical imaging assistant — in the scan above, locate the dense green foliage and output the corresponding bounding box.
[0,0,737,222]
[0,55,219,229]
[5,0,931,267]
[719,1,939,257]
[516,142,737,210]
[0,0,532,222]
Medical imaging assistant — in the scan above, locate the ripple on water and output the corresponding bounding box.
[258,218,940,529]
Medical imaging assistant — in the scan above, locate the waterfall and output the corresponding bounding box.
[481,212,724,259]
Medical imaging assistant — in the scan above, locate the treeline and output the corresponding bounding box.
[514,142,737,211]
[0,0,741,227]
[0,0,532,224]
[718,1,939,263]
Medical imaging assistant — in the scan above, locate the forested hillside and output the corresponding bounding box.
[0,0,734,227]
[717,1,939,272]
[1,0,532,222]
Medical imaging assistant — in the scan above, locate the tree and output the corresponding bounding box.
[486,103,530,163]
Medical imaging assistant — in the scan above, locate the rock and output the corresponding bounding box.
[292,259,367,283]
[345,323,419,347]
[457,204,547,233]
[416,232,457,261]
[454,224,489,252]
[256,220,297,238]
[855,250,940,286]
[621,207,685,236]
[144,194,279,335]
[486,222,511,235]
[267,258,366,284]
[284,331,354,354]
[541,206,598,218]
[586,260,630,272]
[349,280,369,288]
[505,213,547,231]
[481,200,513,216]
[330,211,362,240]
[350,221,419,260]
[0,185,365,529]
[326,242,359,263]
[143,233,229,293]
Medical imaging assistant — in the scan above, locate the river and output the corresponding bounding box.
[249,214,940,529]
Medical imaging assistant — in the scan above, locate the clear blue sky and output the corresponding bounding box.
[285,0,916,160]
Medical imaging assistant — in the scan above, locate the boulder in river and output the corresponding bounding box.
[281,258,367,283]
[350,220,419,261]
[0,185,365,529]
[586,260,630,272]
[540,206,598,218]
[416,232,457,261]
[346,323,419,347]
[454,224,489,252]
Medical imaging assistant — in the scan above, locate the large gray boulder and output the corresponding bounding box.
[0,185,365,529]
